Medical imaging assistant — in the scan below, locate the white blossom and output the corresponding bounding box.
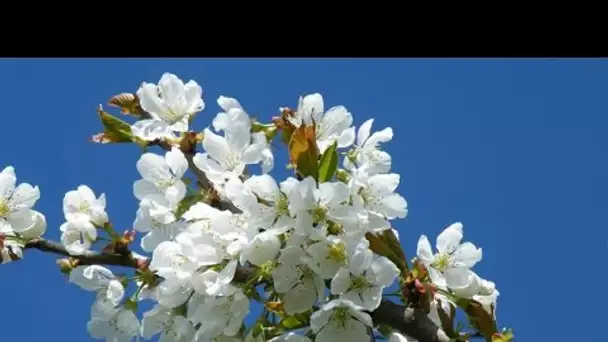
[10,210,46,239]
[226,175,293,234]
[60,214,98,255]
[287,177,357,240]
[287,93,356,153]
[133,195,186,253]
[70,265,126,310]
[189,289,249,341]
[272,246,325,314]
[310,299,372,342]
[417,222,482,290]
[345,118,393,175]
[132,72,204,141]
[0,166,42,234]
[240,230,281,266]
[141,304,195,342]
[331,252,399,310]
[134,147,188,205]
[87,304,140,342]
[63,185,108,226]
[351,171,408,220]
[303,235,353,279]
[193,107,265,187]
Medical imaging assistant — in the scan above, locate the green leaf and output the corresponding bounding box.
[436,300,458,338]
[92,107,134,144]
[108,93,144,118]
[317,141,338,183]
[288,124,319,180]
[175,192,205,218]
[279,316,304,330]
[251,322,265,338]
[365,230,409,275]
[454,297,498,341]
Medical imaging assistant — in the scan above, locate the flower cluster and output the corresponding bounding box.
[3,72,504,342]
[0,166,46,263]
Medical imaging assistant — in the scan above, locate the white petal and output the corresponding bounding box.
[416,235,434,265]
[217,96,243,113]
[70,265,111,290]
[9,183,40,211]
[240,143,264,164]
[116,309,141,338]
[166,147,188,178]
[300,93,324,125]
[131,120,174,141]
[7,210,37,236]
[368,174,400,196]
[338,127,356,148]
[137,153,172,183]
[348,244,373,276]
[184,80,205,114]
[365,127,393,148]
[158,73,185,104]
[380,194,408,219]
[202,128,231,164]
[319,182,350,205]
[453,242,482,268]
[369,257,399,286]
[446,269,480,298]
[428,268,447,289]
[87,318,113,339]
[0,173,16,203]
[133,180,159,201]
[141,305,170,339]
[357,119,374,147]
[182,202,220,221]
[436,222,464,254]
[105,279,125,306]
[310,307,333,334]
[330,267,352,294]
[283,282,317,314]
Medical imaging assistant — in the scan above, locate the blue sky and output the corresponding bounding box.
[0,58,606,341]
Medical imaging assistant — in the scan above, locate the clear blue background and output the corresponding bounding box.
[0,58,606,341]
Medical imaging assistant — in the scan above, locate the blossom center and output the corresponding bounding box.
[327,242,347,263]
[0,201,9,217]
[108,315,131,336]
[351,275,371,291]
[331,307,349,328]
[310,204,327,223]
[163,106,186,125]
[156,178,175,191]
[296,264,314,280]
[431,253,451,272]
[223,151,241,171]
[358,188,374,205]
[275,195,289,217]
[78,201,91,213]
[366,150,382,163]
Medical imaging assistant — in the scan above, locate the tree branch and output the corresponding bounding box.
[371,300,451,342]
[23,238,141,269]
